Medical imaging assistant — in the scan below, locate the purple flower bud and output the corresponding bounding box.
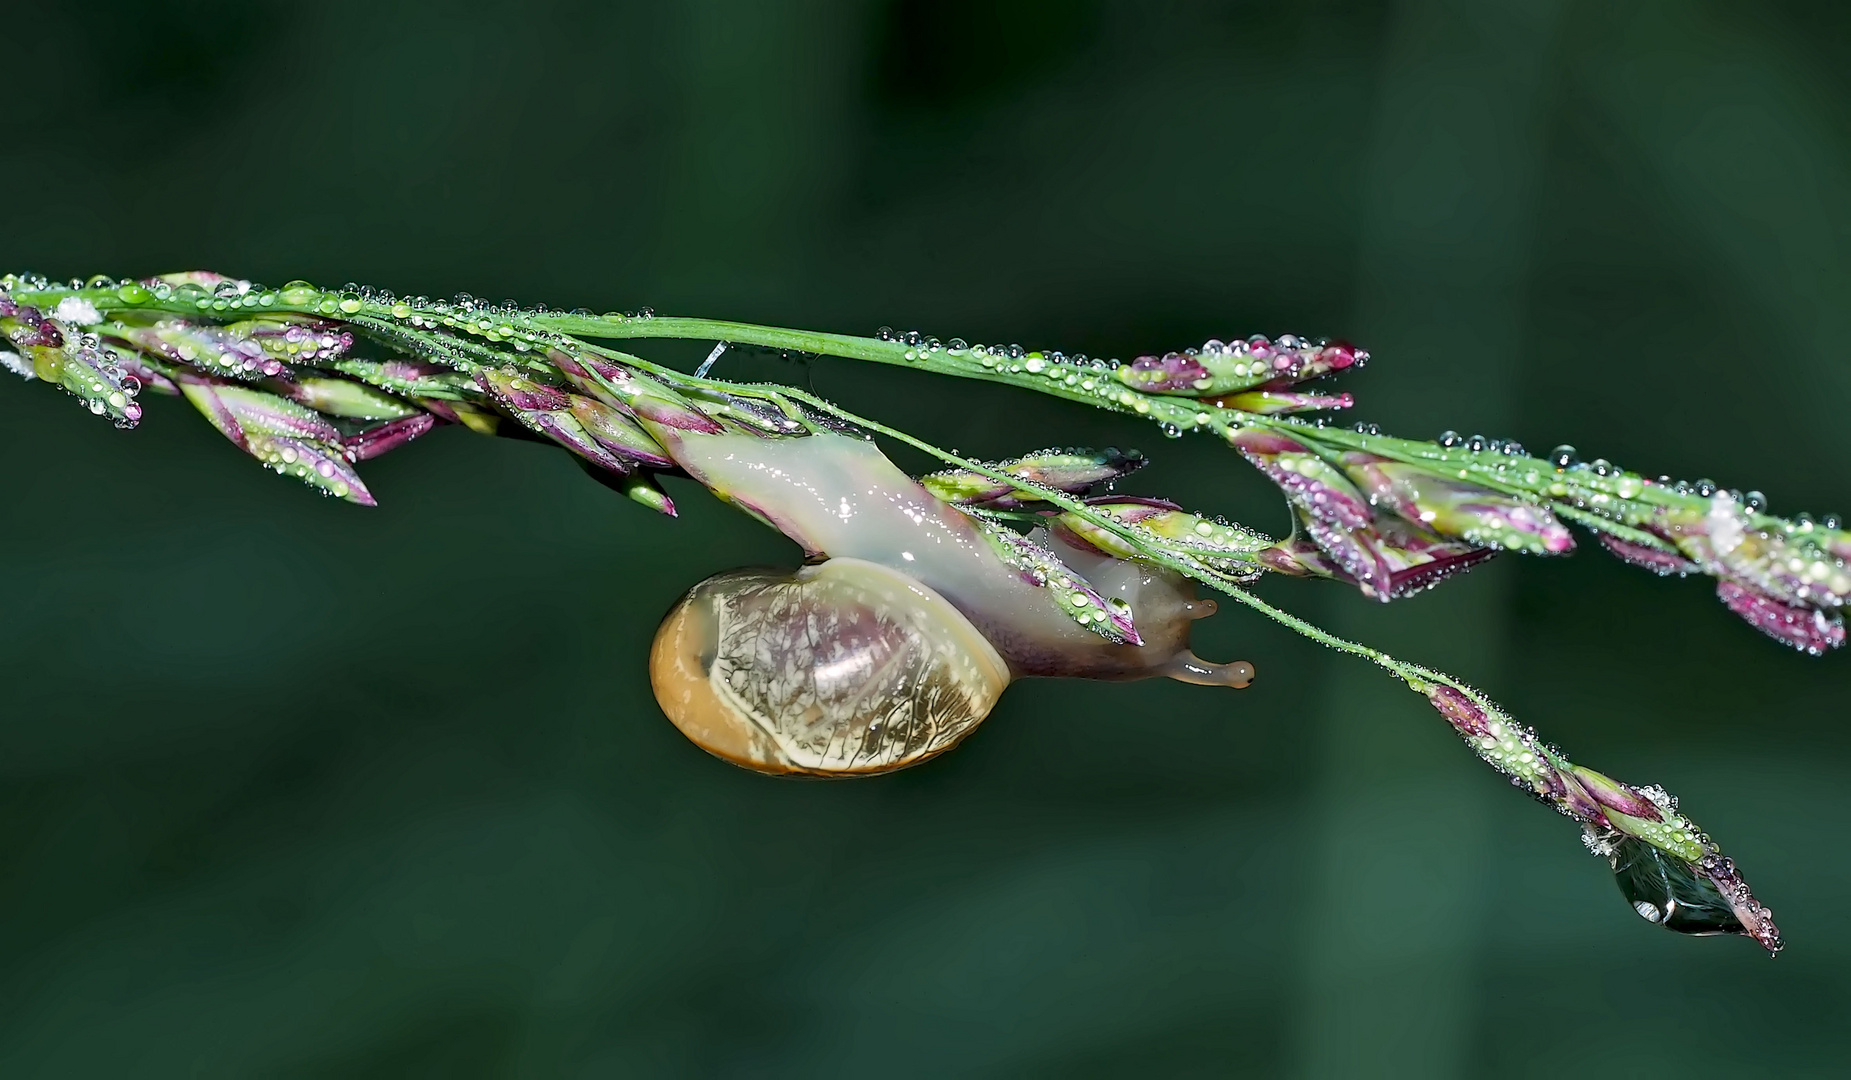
[923,448,1145,508]
[110,349,178,396]
[1342,454,1573,554]
[620,474,677,517]
[1052,498,1271,584]
[113,320,295,380]
[1048,497,1181,559]
[226,318,356,365]
[1422,684,1558,797]
[551,350,723,434]
[1296,510,1396,599]
[1211,390,1354,415]
[331,359,471,399]
[1598,533,1699,576]
[6,318,60,350]
[344,413,438,461]
[1229,430,1372,529]
[1716,580,1845,655]
[1256,531,1351,581]
[1428,684,1493,738]
[1695,853,1783,955]
[476,368,634,475]
[179,379,344,445]
[1566,766,1664,821]
[1258,515,1493,600]
[568,396,675,468]
[1552,772,1612,826]
[1114,337,1366,398]
[576,459,678,516]
[475,367,571,413]
[175,374,374,504]
[1117,351,1211,394]
[1370,517,1497,598]
[248,435,376,506]
[1205,336,1365,392]
[970,517,1143,645]
[1653,494,1850,619]
[26,331,145,427]
[278,376,421,421]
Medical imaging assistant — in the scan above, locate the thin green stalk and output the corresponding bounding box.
[4,271,1829,955]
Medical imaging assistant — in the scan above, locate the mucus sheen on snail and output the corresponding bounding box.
[648,430,1253,776]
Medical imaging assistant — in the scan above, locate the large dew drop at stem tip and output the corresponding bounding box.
[1609,835,1745,938]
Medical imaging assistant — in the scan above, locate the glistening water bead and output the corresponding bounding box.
[1608,836,1747,936]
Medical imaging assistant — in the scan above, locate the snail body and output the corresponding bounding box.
[664,431,1250,682]
[649,430,1253,775]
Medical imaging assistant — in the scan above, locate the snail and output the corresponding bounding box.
[649,430,1254,776]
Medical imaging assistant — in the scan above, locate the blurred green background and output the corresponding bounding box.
[2,0,1848,1075]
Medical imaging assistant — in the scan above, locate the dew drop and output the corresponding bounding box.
[1609,836,1743,936]
[1439,430,1462,448]
[1549,444,1578,469]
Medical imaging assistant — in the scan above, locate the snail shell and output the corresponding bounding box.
[650,557,1010,776]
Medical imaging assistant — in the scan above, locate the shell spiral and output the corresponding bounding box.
[649,558,1011,776]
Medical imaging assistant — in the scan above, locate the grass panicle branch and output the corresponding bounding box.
[9,268,1840,955]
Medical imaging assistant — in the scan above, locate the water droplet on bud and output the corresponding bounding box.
[1609,836,1743,936]
[1439,430,1462,448]
[1549,445,1578,469]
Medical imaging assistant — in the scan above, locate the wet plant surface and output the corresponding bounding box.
[1,1,1848,1076]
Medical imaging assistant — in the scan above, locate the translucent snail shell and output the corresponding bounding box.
[650,558,1010,776]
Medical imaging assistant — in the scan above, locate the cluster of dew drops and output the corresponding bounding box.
[15,270,1846,539]
[866,315,1849,549]
[874,325,1346,441]
[1432,428,1844,533]
[3,273,146,428]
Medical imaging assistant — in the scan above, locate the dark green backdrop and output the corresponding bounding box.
[3,1,1847,1076]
